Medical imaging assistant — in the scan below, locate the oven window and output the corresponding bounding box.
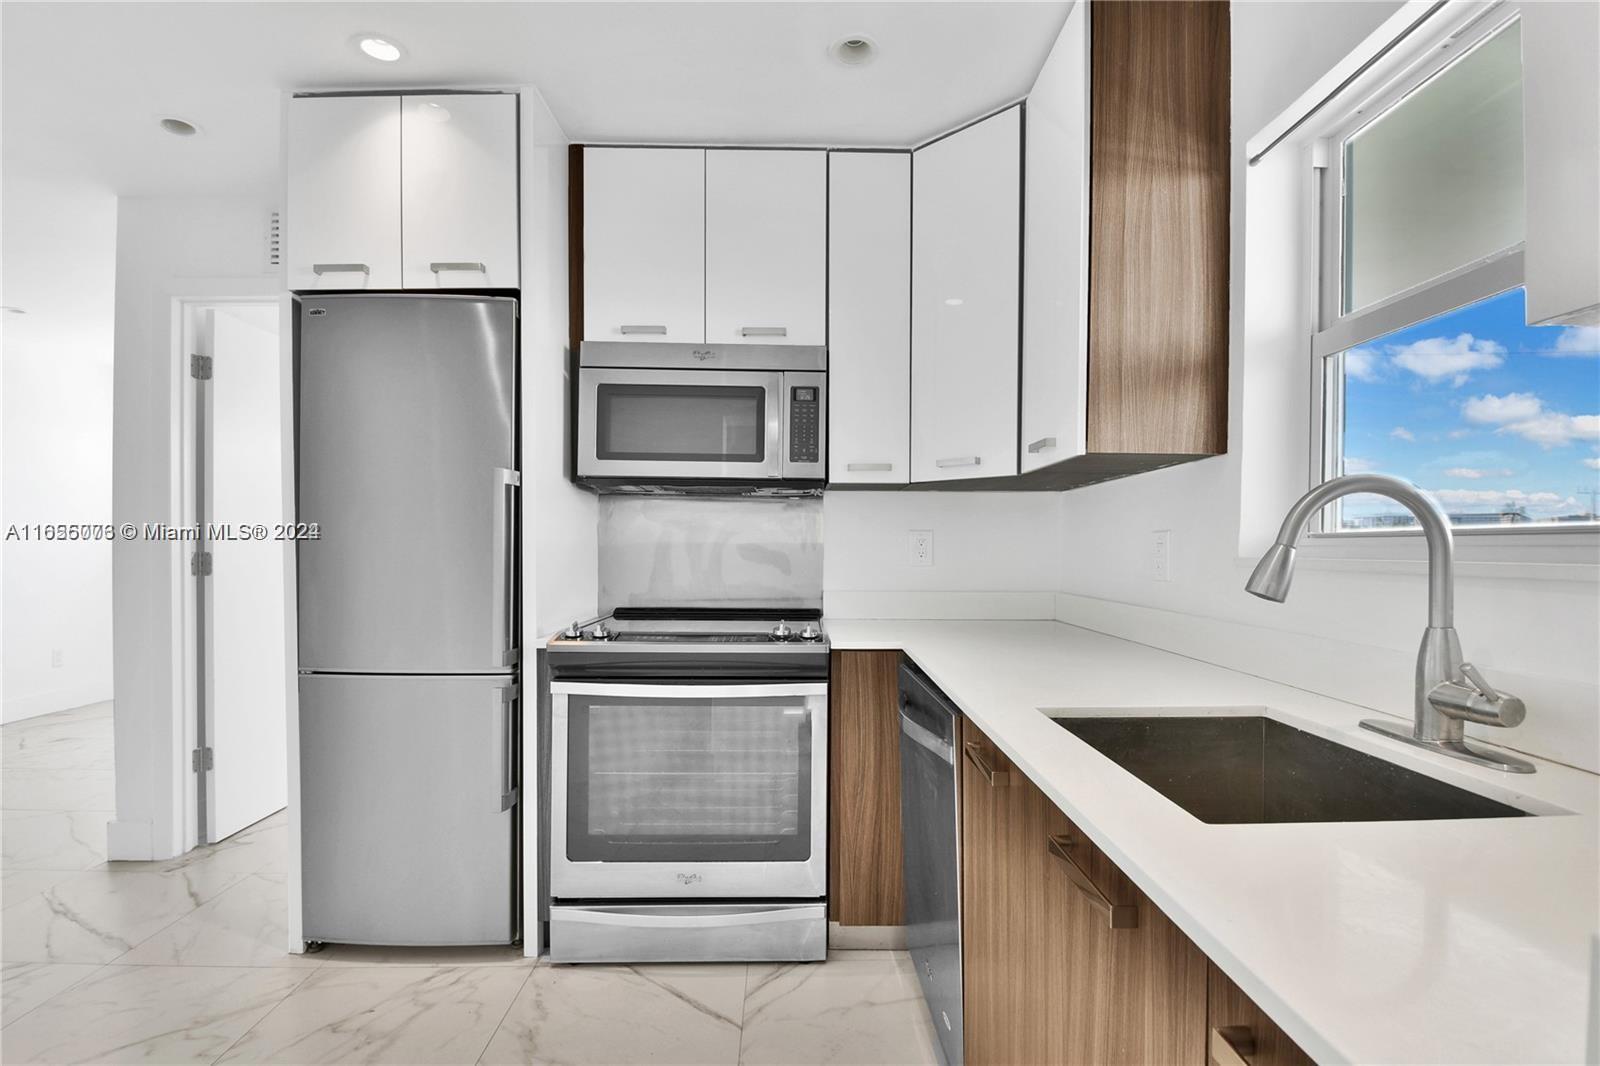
[566,695,812,863]
[595,384,766,463]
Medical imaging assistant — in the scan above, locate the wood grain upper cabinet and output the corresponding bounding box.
[400,94,519,289]
[286,96,402,290]
[583,148,706,342]
[1207,964,1316,1066]
[1021,0,1091,473]
[828,152,911,484]
[911,107,1023,483]
[705,150,827,345]
[1521,0,1600,326]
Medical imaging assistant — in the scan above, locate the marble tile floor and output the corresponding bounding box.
[2,703,940,1064]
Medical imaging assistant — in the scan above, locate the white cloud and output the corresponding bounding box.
[1584,457,1600,471]
[1425,487,1579,516]
[1343,348,1382,382]
[1551,325,1600,357]
[1390,426,1416,442]
[1342,456,1378,474]
[1443,467,1514,479]
[1390,333,1505,385]
[1462,392,1543,424]
[1500,412,1600,448]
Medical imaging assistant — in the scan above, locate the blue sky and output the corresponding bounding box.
[1339,287,1600,524]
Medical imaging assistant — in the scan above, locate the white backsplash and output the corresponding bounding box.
[597,496,824,611]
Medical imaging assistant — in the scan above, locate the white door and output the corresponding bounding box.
[911,107,1023,483]
[401,94,520,290]
[199,306,289,841]
[828,152,910,484]
[286,96,402,290]
[1021,2,1091,472]
[705,150,827,346]
[584,148,705,342]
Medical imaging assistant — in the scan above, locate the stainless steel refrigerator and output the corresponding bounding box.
[295,293,520,946]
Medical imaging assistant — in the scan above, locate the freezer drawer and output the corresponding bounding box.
[548,903,826,963]
[295,294,518,674]
[299,673,518,945]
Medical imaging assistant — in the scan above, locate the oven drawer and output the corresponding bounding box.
[549,903,826,963]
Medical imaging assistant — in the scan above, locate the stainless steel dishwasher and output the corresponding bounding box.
[898,661,963,1065]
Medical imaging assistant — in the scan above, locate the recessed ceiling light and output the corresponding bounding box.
[354,35,405,62]
[829,34,879,67]
[943,297,964,307]
[159,117,199,137]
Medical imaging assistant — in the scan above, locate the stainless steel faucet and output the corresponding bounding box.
[1246,474,1535,774]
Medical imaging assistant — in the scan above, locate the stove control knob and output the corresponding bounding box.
[562,621,583,640]
[770,620,793,642]
[800,622,823,642]
[590,621,613,641]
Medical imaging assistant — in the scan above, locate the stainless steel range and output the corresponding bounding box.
[546,608,828,963]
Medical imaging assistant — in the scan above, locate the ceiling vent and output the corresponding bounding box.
[265,210,282,272]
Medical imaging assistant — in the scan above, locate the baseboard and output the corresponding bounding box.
[106,818,154,861]
[3,684,114,724]
[828,922,908,950]
[1052,591,1600,774]
[825,590,1056,620]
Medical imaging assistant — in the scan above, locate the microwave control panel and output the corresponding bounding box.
[789,386,820,464]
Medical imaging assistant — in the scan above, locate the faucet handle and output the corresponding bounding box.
[1460,662,1499,700]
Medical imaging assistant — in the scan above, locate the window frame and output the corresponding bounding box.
[1305,4,1596,541]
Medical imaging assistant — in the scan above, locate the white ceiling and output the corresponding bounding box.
[1,1,1070,198]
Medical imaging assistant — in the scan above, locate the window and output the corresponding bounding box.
[1313,9,1600,533]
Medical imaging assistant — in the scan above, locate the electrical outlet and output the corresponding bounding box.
[909,530,934,567]
[50,649,64,669]
[1151,530,1172,582]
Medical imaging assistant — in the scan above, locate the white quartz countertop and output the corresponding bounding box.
[827,619,1600,1065]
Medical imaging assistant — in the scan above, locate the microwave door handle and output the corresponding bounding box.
[769,374,786,478]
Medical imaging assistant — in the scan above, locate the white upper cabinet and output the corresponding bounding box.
[705,150,827,345]
[828,152,911,484]
[401,94,519,289]
[911,107,1023,483]
[1021,2,1091,473]
[583,148,706,343]
[286,96,403,290]
[1521,1,1600,326]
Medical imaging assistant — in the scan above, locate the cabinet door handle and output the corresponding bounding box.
[620,324,667,335]
[739,326,787,337]
[312,263,370,276]
[936,456,981,469]
[430,261,486,274]
[846,462,894,472]
[1027,437,1058,454]
[962,742,1010,788]
[1047,834,1138,929]
[1209,1026,1257,1066]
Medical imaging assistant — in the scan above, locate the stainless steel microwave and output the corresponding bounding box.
[576,343,827,491]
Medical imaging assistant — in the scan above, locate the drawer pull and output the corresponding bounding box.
[846,462,893,472]
[430,261,486,274]
[1209,1026,1256,1066]
[936,456,981,469]
[739,326,787,337]
[962,742,1010,788]
[1027,436,1058,454]
[619,324,667,335]
[1047,834,1138,929]
[311,263,369,276]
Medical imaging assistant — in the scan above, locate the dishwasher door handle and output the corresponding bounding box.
[899,704,955,764]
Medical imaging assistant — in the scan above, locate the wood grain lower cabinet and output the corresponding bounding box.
[963,718,1206,1065]
[1207,965,1315,1066]
[828,651,905,926]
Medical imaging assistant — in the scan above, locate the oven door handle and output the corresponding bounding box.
[549,682,828,699]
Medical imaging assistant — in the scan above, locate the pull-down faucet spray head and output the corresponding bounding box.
[1244,542,1296,602]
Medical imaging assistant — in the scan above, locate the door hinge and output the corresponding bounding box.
[190,354,213,380]
[191,747,214,772]
[190,550,213,576]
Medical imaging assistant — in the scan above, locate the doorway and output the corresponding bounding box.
[181,300,289,845]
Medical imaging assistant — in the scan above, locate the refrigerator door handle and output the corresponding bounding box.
[499,682,520,811]
[492,468,520,667]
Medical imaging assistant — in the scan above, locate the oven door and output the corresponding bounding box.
[577,368,783,481]
[550,681,827,899]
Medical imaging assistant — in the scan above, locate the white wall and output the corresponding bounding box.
[1,176,118,722]
[109,191,280,860]
[823,491,1062,619]
[1052,1,1600,773]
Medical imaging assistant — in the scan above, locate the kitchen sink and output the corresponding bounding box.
[1051,715,1529,824]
